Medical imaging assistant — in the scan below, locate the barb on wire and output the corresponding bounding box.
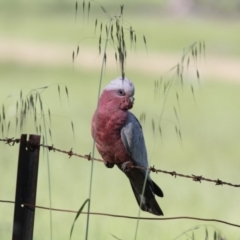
[1,137,240,188]
[147,166,240,188]
[0,200,239,229]
[0,137,20,146]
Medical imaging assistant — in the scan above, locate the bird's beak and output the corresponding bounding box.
[129,96,135,103]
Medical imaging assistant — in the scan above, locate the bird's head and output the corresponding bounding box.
[101,77,135,111]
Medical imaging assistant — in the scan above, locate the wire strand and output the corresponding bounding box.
[1,137,240,188]
[0,200,239,228]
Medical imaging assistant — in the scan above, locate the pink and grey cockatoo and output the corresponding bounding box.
[91,77,164,215]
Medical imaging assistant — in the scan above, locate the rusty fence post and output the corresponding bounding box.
[12,134,41,240]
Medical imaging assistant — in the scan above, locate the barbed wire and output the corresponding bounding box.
[1,137,240,188]
[0,200,239,228]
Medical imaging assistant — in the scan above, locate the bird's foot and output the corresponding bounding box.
[104,162,114,168]
[120,161,133,172]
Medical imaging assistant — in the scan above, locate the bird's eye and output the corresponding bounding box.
[117,89,125,96]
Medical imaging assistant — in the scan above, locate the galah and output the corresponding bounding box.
[91,76,164,215]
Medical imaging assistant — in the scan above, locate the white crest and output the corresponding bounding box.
[104,77,135,95]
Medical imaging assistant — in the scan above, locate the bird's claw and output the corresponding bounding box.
[120,161,133,172]
[104,162,114,168]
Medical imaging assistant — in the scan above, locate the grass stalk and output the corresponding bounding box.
[42,111,53,240]
[84,18,113,240]
[133,169,150,240]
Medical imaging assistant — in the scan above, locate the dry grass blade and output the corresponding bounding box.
[121,26,124,40]
[191,47,195,60]
[130,26,133,48]
[34,108,37,124]
[99,34,101,49]
[1,123,4,137]
[195,46,198,61]
[187,57,190,70]
[71,121,75,138]
[159,77,163,94]
[49,128,52,141]
[178,129,182,141]
[35,92,39,105]
[26,98,29,111]
[196,69,200,81]
[158,125,162,138]
[57,85,61,102]
[94,19,97,35]
[100,5,110,18]
[116,20,119,33]
[75,1,78,22]
[42,135,45,153]
[173,106,179,122]
[39,97,43,112]
[16,101,18,115]
[69,199,90,240]
[87,1,90,20]
[15,117,18,130]
[2,105,5,121]
[48,109,51,125]
[175,125,178,136]
[110,233,122,240]
[176,92,181,111]
[151,118,155,133]
[104,53,107,65]
[163,81,170,94]
[143,35,148,53]
[65,86,69,103]
[82,0,85,16]
[111,25,114,41]
[139,112,146,125]
[191,85,195,101]
[105,25,108,35]
[177,64,180,77]
[214,231,217,240]
[72,51,75,63]
[203,40,206,59]
[120,4,124,16]
[7,121,10,135]
[75,2,78,12]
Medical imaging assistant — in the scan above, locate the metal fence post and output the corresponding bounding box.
[12,134,41,240]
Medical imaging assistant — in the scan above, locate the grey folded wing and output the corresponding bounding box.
[120,112,148,169]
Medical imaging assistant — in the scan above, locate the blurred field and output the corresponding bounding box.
[1,0,240,239]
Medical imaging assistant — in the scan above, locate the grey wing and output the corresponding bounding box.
[120,112,148,169]
[120,112,164,215]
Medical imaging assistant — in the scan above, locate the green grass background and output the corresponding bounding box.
[0,0,240,239]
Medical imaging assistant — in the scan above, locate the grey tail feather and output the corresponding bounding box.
[130,182,164,216]
[118,163,164,216]
[152,180,164,197]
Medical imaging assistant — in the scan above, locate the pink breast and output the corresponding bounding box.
[92,109,132,165]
